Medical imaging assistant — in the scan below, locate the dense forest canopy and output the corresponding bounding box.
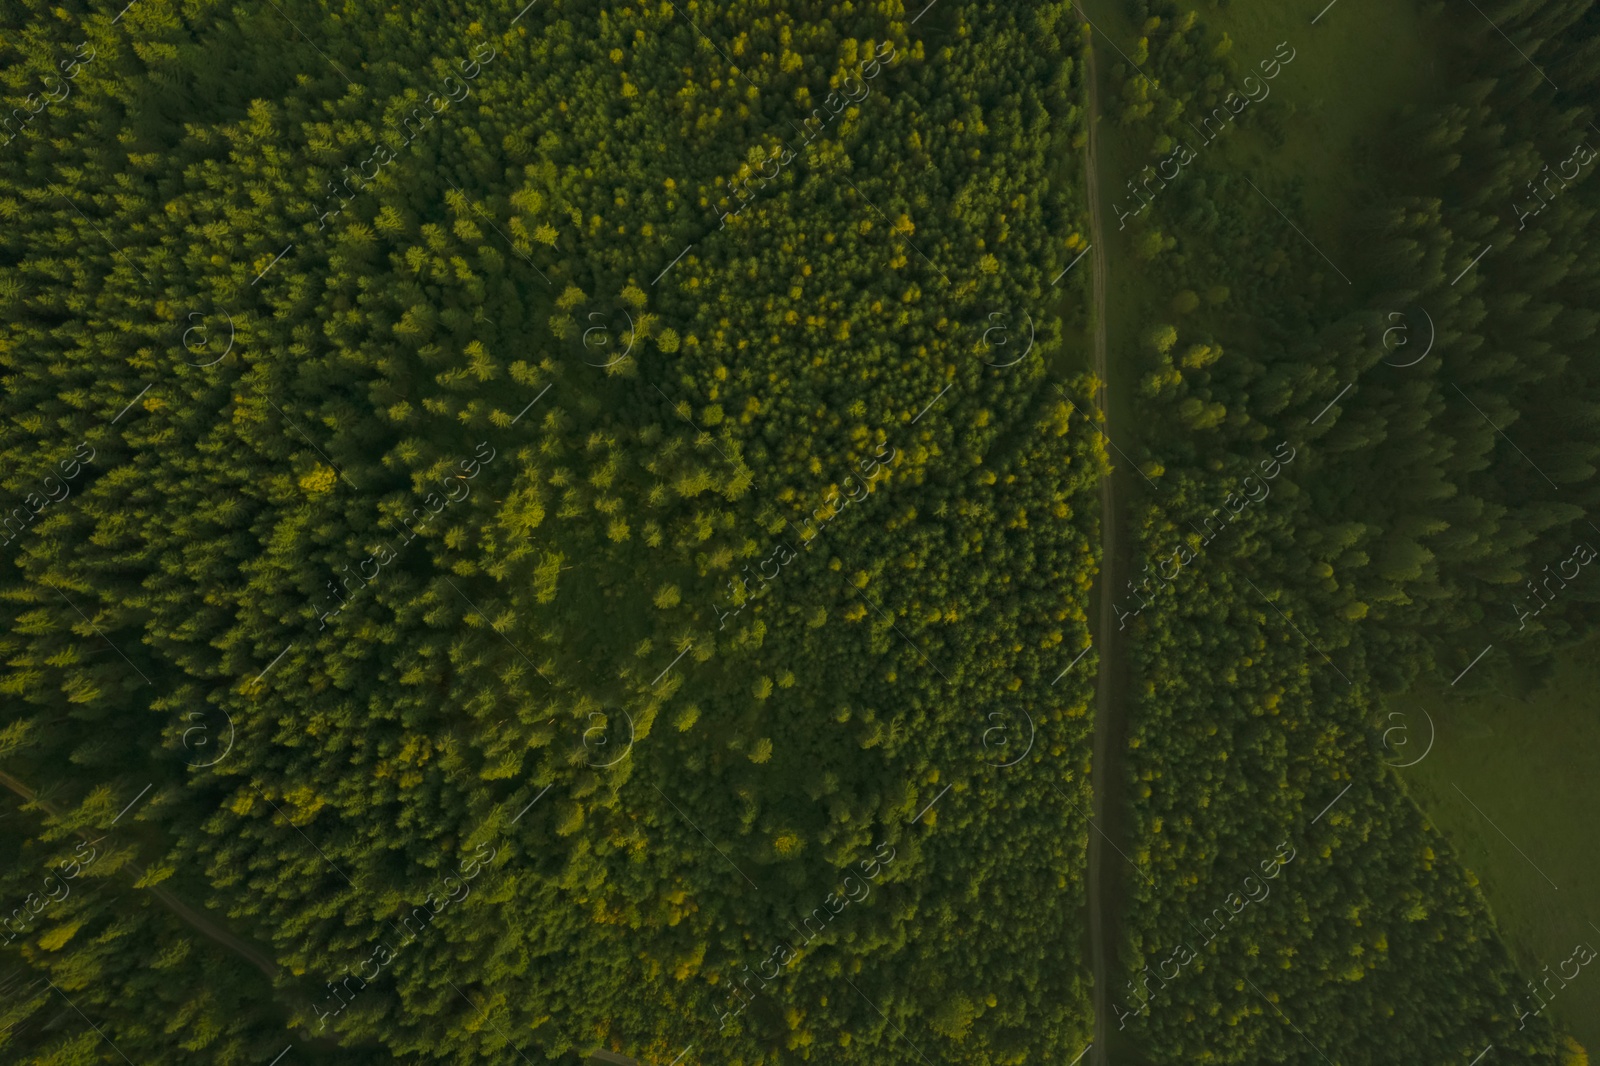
[0,0,1103,1063]
[1105,0,1600,1061]
[0,0,1595,1063]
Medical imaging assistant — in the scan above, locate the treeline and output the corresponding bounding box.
[0,0,1102,1063]
[1102,0,1600,1062]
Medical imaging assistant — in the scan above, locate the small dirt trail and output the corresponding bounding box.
[0,769,281,981]
[1072,3,1119,1065]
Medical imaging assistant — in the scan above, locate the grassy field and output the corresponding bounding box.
[1397,643,1600,1055]
[1194,0,1443,252]
[1083,0,1448,361]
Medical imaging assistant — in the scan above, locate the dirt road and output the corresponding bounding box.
[1072,4,1118,1064]
[0,769,282,981]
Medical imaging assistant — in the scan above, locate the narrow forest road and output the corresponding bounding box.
[1073,5,1118,1066]
[0,769,282,981]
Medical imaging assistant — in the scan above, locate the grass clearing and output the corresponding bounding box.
[1197,0,1443,233]
[1397,644,1600,1055]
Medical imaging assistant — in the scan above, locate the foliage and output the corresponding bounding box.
[1106,0,1600,1060]
[0,0,1100,1062]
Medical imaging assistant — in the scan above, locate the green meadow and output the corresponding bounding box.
[1198,0,1445,251]
[1400,644,1600,1055]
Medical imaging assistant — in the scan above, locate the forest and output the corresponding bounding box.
[0,0,1105,1063]
[1,0,1595,1063]
[1105,0,1600,1061]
